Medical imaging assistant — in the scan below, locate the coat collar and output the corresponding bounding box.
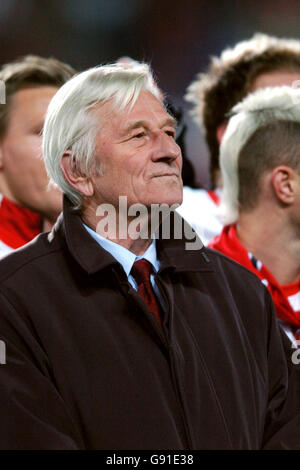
[52,196,214,275]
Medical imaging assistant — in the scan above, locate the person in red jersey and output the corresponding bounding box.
[178,33,300,244]
[0,55,75,258]
[209,85,300,345]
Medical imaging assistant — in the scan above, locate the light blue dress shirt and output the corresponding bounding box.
[83,224,165,310]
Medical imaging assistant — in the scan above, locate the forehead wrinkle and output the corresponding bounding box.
[119,115,178,137]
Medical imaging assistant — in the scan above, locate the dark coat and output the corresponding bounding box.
[0,197,299,450]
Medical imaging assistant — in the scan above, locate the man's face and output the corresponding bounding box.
[89,90,183,210]
[217,69,300,147]
[0,86,61,219]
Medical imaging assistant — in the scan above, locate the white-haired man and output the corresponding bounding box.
[210,85,300,344]
[0,63,299,450]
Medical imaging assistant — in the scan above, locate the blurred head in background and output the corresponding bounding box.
[219,86,300,227]
[186,33,300,188]
[0,55,76,223]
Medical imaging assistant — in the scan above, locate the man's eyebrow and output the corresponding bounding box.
[120,116,178,136]
[163,116,178,129]
[121,120,147,135]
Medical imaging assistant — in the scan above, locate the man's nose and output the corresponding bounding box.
[151,132,182,163]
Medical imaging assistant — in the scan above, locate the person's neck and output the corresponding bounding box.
[117,237,153,256]
[42,217,57,232]
[82,203,154,256]
[236,206,300,285]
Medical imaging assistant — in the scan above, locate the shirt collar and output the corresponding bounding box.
[83,223,159,277]
[57,196,213,275]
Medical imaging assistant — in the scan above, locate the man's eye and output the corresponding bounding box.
[32,128,43,136]
[133,132,145,139]
[165,130,175,138]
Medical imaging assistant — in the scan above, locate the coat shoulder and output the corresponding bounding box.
[0,232,62,284]
[204,246,266,289]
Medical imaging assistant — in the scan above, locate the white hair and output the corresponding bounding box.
[219,85,300,224]
[42,62,162,209]
[220,33,300,68]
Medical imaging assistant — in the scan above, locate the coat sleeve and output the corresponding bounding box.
[0,292,85,450]
[262,289,300,449]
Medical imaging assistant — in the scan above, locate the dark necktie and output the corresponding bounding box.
[130,259,162,324]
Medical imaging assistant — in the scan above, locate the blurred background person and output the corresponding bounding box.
[2,1,300,189]
[0,55,75,257]
[209,85,300,344]
[177,33,300,244]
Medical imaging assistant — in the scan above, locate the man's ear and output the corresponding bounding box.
[271,165,297,205]
[60,151,94,197]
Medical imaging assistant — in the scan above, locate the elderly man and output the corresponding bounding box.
[210,85,300,345]
[0,55,75,257]
[177,33,300,244]
[0,63,299,450]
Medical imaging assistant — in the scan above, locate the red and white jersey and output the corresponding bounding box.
[0,239,13,259]
[210,224,300,345]
[0,194,42,259]
[176,187,223,245]
[249,256,300,346]
[281,281,300,345]
[282,281,300,312]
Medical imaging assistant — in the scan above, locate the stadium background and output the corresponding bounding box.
[1,0,299,186]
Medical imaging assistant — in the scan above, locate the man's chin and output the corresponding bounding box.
[157,191,183,207]
[146,197,182,208]
[147,184,183,207]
